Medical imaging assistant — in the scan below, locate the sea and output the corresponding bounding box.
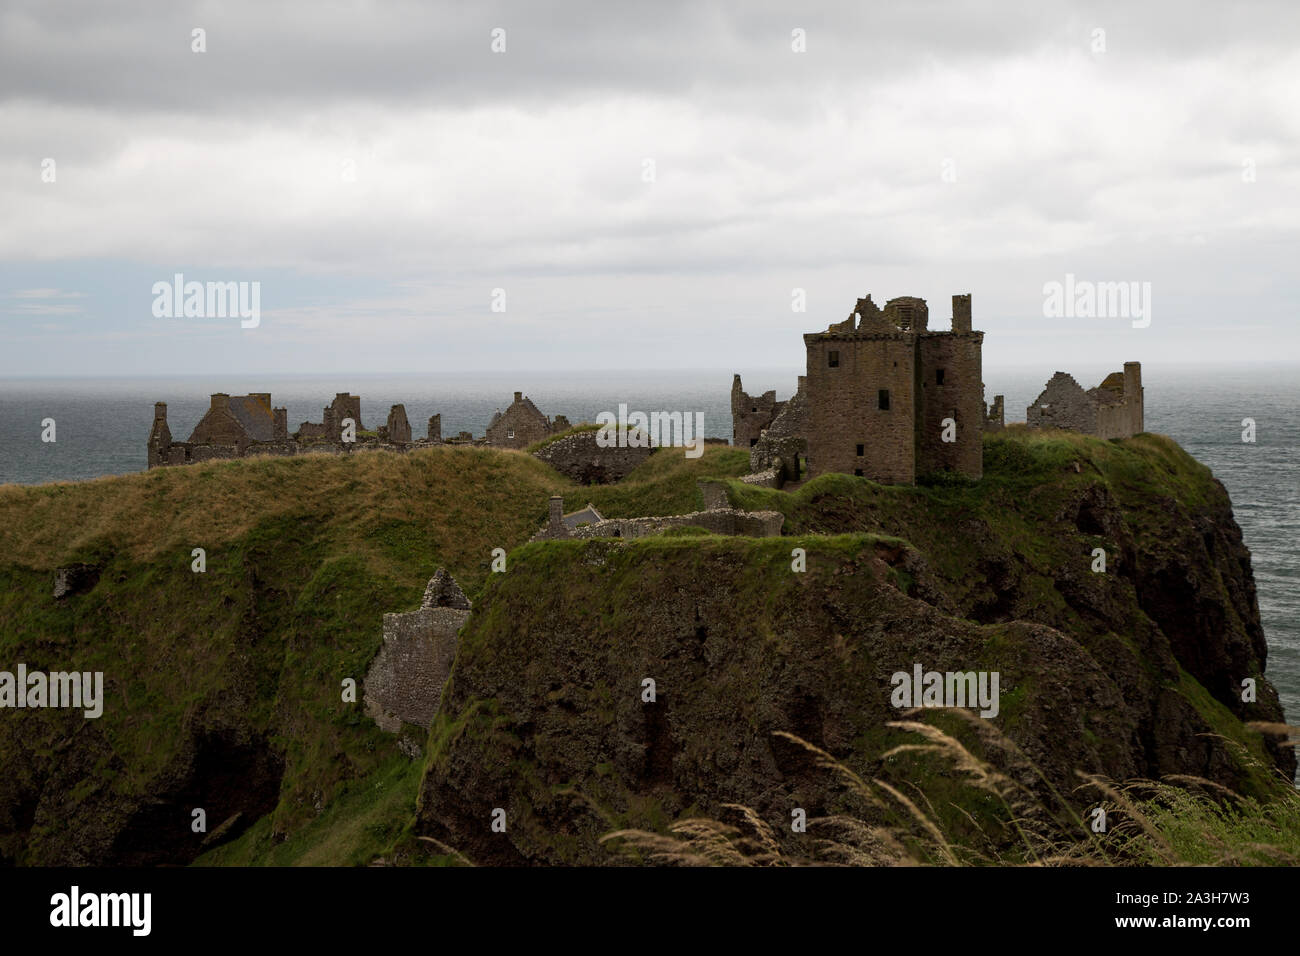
[1,366,1296,725]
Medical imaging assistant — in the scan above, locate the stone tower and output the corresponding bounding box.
[801,292,984,484]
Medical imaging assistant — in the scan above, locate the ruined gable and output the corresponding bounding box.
[1026,372,1098,432]
[1027,363,1142,438]
[485,391,559,449]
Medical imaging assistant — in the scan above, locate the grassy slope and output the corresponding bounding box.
[0,445,747,864]
[0,432,1288,864]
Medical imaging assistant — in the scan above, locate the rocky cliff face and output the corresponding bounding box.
[416,433,1293,864]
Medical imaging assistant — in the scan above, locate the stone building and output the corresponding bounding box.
[148,390,426,468]
[734,292,1001,485]
[485,391,570,450]
[1026,363,1144,439]
[149,393,292,468]
[799,293,990,483]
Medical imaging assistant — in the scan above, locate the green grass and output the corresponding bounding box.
[0,427,1288,866]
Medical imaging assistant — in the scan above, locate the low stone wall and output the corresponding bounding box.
[572,508,784,539]
[739,468,780,488]
[531,429,655,484]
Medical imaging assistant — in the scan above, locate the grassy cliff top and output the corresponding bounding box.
[0,427,1288,866]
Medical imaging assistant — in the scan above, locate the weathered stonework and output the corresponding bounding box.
[53,564,99,599]
[531,428,654,484]
[148,387,573,470]
[734,291,988,485]
[363,569,471,735]
[531,484,783,542]
[731,375,787,448]
[1026,363,1143,439]
[985,395,1006,432]
[486,391,567,450]
[384,404,412,444]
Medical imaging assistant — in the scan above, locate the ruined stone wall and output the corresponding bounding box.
[243,440,299,459]
[185,443,241,464]
[1092,363,1144,438]
[803,331,918,483]
[985,395,1006,432]
[189,395,251,450]
[329,393,364,431]
[572,508,785,540]
[882,296,929,332]
[386,404,412,444]
[531,429,654,484]
[1026,373,1100,432]
[749,434,802,485]
[730,375,786,448]
[147,403,172,469]
[364,570,470,734]
[427,414,442,442]
[916,330,984,479]
[765,377,807,439]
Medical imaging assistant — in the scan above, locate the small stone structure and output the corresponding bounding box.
[531,484,784,542]
[53,564,99,599]
[363,569,471,735]
[531,427,655,484]
[485,392,569,450]
[1026,363,1144,439]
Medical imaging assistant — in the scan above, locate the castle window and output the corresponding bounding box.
[752,406,758,412]
[828,350,839,368]
[936,368,946,385]
[750,438,758,447]
[855,444,864,456]
[878,389,891,411]
[507,429,514,439]
[854,469,864,477]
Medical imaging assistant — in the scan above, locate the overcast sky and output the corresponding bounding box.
[2,0,1298,377]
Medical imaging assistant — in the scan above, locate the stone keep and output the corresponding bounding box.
[802,293,985,484]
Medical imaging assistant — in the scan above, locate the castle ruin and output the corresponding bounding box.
[1025,363,1144,439]
[147,389,574,469]
[734,293,1004,486]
